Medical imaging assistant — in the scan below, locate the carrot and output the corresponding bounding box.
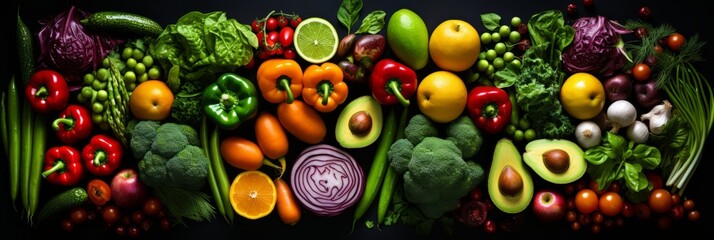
[277,99,326,144]
[274,177,301,225]
[220,136,265,171]
[255,111,289,160]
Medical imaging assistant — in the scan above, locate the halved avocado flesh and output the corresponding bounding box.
[488,139,533,214]
[335,95,383,148]
[523,139,585,184]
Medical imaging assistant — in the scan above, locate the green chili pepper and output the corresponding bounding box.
[201,73,259,130]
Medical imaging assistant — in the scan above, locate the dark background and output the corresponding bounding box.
[2,0,712,239]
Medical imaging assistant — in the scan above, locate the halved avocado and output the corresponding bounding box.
[335,95,383,148]
[523,139,585,184]
[488,139,533,214]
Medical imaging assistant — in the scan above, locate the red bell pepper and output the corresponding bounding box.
[25,69,70,114]
[466,86,512,134]
[53,104,93,145]
[369,59,417,106]
[42,146,84,186]
[82,134,123,176]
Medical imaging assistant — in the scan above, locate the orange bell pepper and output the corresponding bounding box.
[256,59,303,104]
[301,62,348,112]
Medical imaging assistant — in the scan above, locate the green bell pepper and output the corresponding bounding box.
[202,73,259,130]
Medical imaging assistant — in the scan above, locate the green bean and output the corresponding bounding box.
[1,92,8,154]
[376,106,409,227]
[210,123,234,224]
[6,77,21,206]
[201,116,226,220]
[351,106,398,232]
[19,99,34,212]
[27,116,46,223]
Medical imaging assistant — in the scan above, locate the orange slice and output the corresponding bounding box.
[229,170,277,220]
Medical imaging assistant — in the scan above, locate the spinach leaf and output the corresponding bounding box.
[623,162,648,192]
[480,13,501,31]
[337,0,363,33]
[355,10,386,34]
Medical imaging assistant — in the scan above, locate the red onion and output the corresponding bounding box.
[290,144,364,216]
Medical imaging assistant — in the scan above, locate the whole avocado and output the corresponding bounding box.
[387,9,429,70]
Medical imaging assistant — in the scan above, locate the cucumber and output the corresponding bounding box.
[17,9,35,85]
[35,187,88,225]
[81,11,164,38]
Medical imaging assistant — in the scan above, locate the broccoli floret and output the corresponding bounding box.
[152,123,189,158]
[179,124,200,146]
[388,139,414,175]
[398,137,485,219]
[130,120,161,159]
[404,114,439,145]
[137,151,170,188]
[166,145,208,191]
[445,116,483,159]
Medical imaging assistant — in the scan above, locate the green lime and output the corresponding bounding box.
[293,17,339,64]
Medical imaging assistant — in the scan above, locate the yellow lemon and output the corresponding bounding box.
[417,71,468,123]
[560,73,606,120]
[428,19,480,72]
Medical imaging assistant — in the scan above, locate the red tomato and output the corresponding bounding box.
[250,19,262,33]
[598,192,624,217]
[102,205,121,224]
[276,15,289,28]
[87,179,112,206]
[648,189,673,214]
[283,48,296,59]
[575,189,599,214]
[143,197,163,216]
[667,33,685,51]
[267,31,279,46]
[632,63,651,81]
[279,27,294,47]
[646,172,663,190]
[266,17,278,31]
[290,16,302,28]
[256,31,265,47]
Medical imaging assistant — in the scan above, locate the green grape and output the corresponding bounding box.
[479,52,487,60]
[96,90,108,101]
[138,73,149,83]
[494,42,507,55]
[470,72,480,83]
[476,59,489,72]
[102,58,110,68]
[135,63,146,75]
[122,47,133,60]
[486,64,495,76]
[511,17,522,27]
[128,83,137,91]
[81,87,94,98]
[524,129,537,141]
[493,57,505,69]
[96,68,110,81]
[83,74,95,85]
[505,124,517,136]
[77,93,87,103]
[491,32,501,42]
[509,31,522,43]
[132,49,144,60]
[510,59,522,68]
[92,80,107,91]
[503,52,515,62]
[148,67,161,80]
[486,49,497,61]
[92,113,103,124]
[481,32,492,45]
[499,25,511,38]
[513,129,524,141]
[126,58,138,69]
[92,102,104,113]
[142,56,154,67]
[519,117,531,130]
[124,71,137,83]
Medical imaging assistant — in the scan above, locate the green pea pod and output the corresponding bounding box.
[202,73,259,130]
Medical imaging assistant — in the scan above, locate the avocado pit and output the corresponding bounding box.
[498,165,523,196]
[542,149,570,174]
[348,111,372,135]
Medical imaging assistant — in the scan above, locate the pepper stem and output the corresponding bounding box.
[93,151,107,166]
[482,103,499,118]
[277,77,294,104]
[318,81,333,106]
[41,161,65,178]
[387,80,410,107]
[220,93,237,110]
[52,117,75,131]
[34,86,48,98]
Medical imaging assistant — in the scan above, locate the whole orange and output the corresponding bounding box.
[129,80,174,121]
[428,19,480,72]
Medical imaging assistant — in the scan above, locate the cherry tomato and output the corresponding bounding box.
[61,219,74,232]
[250,19,261,33]
[575,189,599,214]
[159,218,171,230]
[290,16,302,28]
[688,210,701,222]
[598,191,624,217]
[632,63,651,81]
[683,199,696,211]
[621,202,635,218]
[69,207,88,224]
[648,189,673,214]
[102,205,121,224]
[667,33,685,52]
[279,27,294,47]
[256,31,265,47]
[132,210,145,224]
[128,226,141,238]
[468,187,484,201]
[635,202,651,220]
[267,31,279,46]
[283,48,297,60]
[87,179,112,206]
[266,17,278,31]
[143,197,163,216]
[646,172,663,190]
[276,15,289,28]
[588,179,608,195]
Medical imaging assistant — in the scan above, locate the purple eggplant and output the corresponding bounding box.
[338,59,365,83]
[353,34,386,71]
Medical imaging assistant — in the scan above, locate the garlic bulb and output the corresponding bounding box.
[640,100,672,134]
[607,100,637,133]
[626,120,649,143]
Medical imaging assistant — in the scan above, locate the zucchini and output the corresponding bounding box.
[17,8,35,85]
[35,187,88,226]
[81,11,164,38]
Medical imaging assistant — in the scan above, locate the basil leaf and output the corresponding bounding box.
[633,144,662,169]
[586,159,617,191]
[337,0,363,33]
[606,132,626,159]
[480,13,501,31]
[584,146,610,165]
[355,10,385,34]
[623,162,648,192]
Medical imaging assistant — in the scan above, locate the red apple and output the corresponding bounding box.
[532,189,566,222]
[111,168,148,209]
